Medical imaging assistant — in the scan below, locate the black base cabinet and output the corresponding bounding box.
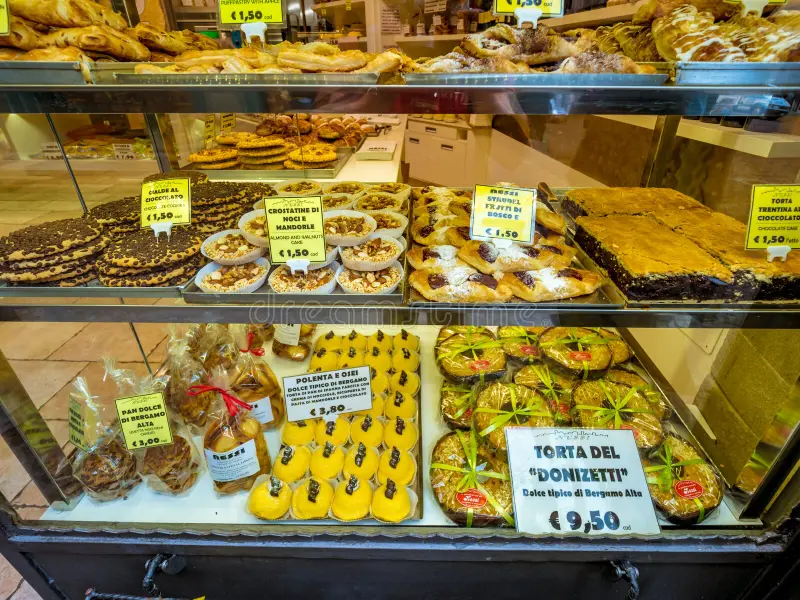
[1,522,785,600]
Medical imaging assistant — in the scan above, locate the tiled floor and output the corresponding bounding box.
[0,158,166,600]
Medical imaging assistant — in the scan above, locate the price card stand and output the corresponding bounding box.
[469,184,537,245]
[140,177,192,237]
[505,428,661,536]
[492,0,564,21]
[263,196,327,268]
[151,221,174,241]
[217,0,286,29]
[283,366,373,422]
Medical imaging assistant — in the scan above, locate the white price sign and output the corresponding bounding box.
[505,428,660,536]
[113,144,136,160]
[41,142,61,160]
[283,366,372,422]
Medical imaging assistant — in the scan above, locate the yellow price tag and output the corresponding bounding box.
[264,196,327,263]
[493,0,563,16]
[745,185,800,250]
[219,0,284,24]
[321,7,326,15]
[68,398,87,451]
[115,392,173,451]
[346,0,351,9]
[0,1,9,36]
[140,177,192,228]
[724,0,785,4]
[470,184,537,244]
[221,113,236,131]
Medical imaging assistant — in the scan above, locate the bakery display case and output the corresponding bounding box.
[2,1,800,599]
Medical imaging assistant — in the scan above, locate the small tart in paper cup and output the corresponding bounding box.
[201,229,266,266]
[329,475,374,522]
[370,481,417,524]
[323,210,377,247]
[323,181,367,198]
[336,261,404,295]
[370,210,408,239]
[377,447,417,487]
[343,443,380,481]
[275,179,323,197]
[321,193,356,212]
[340,236,403,272]
[308,245,339,271]
[247,474,292,521]
[291,477,334,520]
[367,183,411,202]
[237,210,270,248]
[268,261,339,295]
[195,258,270,294]
[355,192,404,214]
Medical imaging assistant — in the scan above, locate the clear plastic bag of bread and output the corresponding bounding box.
[272,324,316,361]
[187,324,238,372]
[69,376,141,502]
[104,357,203,496]
[163,326,213,433]
[229,323,285,430]
[200,367,272,495]
[247,324,275,348]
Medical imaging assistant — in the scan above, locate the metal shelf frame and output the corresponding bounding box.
[0,84,797,116]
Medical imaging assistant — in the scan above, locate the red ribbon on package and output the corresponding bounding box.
[240,331,265,357]
[187,385,253,417]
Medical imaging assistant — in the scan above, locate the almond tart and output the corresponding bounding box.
[336,261,403,295]
[268,262,338,294]
[323,210,377,247]
[339,236,402,271]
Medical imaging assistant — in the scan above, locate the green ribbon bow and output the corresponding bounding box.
[474,384,551,437]
[442,382,475,420]
[540,327,610,379]
[574,381,653,431]
[431,429,514,527]
[644,441,707,522]
[525,364,571,424]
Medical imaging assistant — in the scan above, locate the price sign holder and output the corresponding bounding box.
[493,0,564,19]
[283,366,372,422]
[0,2,9,36]
[470,184,536,244]
[264,196,327,267]
[115,392,173,451]
[41,142,62,161]
[221,113,236,132]
[140,177,192,232]
[67,398,88,451]
[113,143,136,161]
[745,184,800,262]
[218,0,285,25]
[505,428,660,536]
[203,114,215,149]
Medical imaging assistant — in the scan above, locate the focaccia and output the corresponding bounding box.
[458,240,573,274]
[9,0,127,30]
[409,266,512,303]
[0,17,43,51]
[501,267,603,302]
[40,25,151,61]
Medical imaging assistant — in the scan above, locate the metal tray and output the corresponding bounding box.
[0,61,87,85]
[675,62,800,86]
[182,146,355,180]
[182,266,406,305]
[402,72,668,86]
[114,72,380,85]
[0,279,184,299]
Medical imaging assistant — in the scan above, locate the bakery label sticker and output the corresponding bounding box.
[67,398,88,451]
[140,177,192,228]
[204,114,215,148]
[264,196,327,264]
[493,0,564,18]
[205,438,261,482]
[249,396,275,425]
[283,366,372,422]
[113,144,136,161]
[505,428,660,536]
[274,324,301,346]
[745,185,800,250]
[221,113,236,131]
[219,0,284,24]
[0,2,8,36]
[470,184,537,245]
[115,392,174,451]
